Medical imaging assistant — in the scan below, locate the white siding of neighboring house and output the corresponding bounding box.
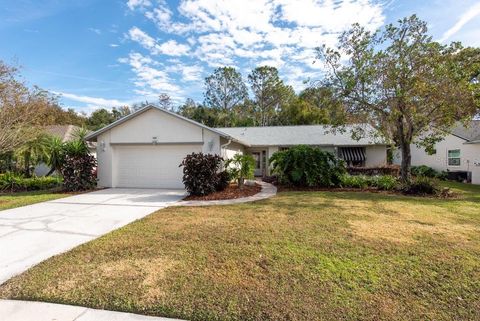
[365,145,387,167]
[95,108,222,188]
[393,134,480,184]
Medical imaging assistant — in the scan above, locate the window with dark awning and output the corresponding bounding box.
[340,147,366,162]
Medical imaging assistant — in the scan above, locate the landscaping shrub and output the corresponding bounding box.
[401,176,440,195]
[340,174,398,191]
[215,171,230,191]
[225,154,255,189]
[179,153,223,196]
[60,139,97,192]
[340,174,370,189]
[411,165,446,180]
[270,145,346,187]
[371,175,398,191]
[0,172,62,192]
[61,154,97,192]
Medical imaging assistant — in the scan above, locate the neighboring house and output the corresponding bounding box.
[85,105,388,189]
[34,125,96,176]
[393,121,480,184]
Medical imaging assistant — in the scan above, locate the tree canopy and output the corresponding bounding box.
[316,15,480,181]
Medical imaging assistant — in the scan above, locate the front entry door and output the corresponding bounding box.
[252,152,261,176]
[252,151,266,176]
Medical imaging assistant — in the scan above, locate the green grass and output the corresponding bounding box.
[0,190,71,211]
[1,183,480,320]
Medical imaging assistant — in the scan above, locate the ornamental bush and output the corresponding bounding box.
[269,145,346,187]
[179,152,223,196]
[225,154,255,189]
[60,149,97,192]
[215,171,230,191]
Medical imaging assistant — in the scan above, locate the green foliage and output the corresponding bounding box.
[180,153,223,196]
[248,66,295,126]
[270,145,346,187]
[86,107,131,130]
[0,172,62,192]
[401,176,440,195]
[411,165,447,180]
[204,67,248,127]
[316,15,480,181]
[15,134,50,177]
[340,174,398,191]
[225,154,255,188]
[371,175,398,191]
[340,174,370,189]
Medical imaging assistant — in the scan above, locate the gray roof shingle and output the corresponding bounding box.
[451,120,480,142]
[216,124,386,147]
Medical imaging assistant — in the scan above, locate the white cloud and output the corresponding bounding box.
[126,0,151,10]
[125,0,385,95]
[121,52,182,98]
[56,92,129,107]
[439,2,480,42]
[127,26,190,56]
[109,43,119,47]
[157,39,190,56]
[88,27,101,35]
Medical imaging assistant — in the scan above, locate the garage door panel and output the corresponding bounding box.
[114,145,201,188]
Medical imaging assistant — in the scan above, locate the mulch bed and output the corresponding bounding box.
[183,183,262,201]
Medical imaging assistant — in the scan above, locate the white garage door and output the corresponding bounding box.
[114,144,202,189]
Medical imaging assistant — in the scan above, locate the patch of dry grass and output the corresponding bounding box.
[1,182,480,320]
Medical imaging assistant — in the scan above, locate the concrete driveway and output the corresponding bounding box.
[0,188,185,284]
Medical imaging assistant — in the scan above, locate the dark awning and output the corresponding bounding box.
[340,147,366,162]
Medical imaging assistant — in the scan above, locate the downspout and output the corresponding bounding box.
[220,138,232,158]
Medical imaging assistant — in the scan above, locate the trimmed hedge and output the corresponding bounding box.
[0,172,62,193]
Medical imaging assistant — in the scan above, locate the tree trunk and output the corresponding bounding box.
[238,177,244,190]
[400,141,412,183]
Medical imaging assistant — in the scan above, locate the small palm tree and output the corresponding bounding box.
[45,136,64,176]
[225,154,255,189]
[15,134,50,177]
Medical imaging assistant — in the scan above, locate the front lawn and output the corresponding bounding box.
[1,183,480,320]
[0,190,71,211]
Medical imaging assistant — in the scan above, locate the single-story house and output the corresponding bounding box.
[393,121,480,184]
[85,105,388,189]
[34,125,96,176]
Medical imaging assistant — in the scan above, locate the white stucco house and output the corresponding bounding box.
[85,105,388,189]
[393,121,480,184]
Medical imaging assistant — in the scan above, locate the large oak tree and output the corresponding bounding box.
[316,15,479,181]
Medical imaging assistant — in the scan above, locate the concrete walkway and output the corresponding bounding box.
[0,300,184,321]
[175,181,277,207]
[0,188,185,284]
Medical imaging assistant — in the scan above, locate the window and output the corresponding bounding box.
[448,149,461,166]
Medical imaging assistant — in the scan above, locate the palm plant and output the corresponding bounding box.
[15,134,50,177]
[45,136,65,176]
[225,154,255,189]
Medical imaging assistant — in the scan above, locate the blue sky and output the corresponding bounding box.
[1,0,479,114]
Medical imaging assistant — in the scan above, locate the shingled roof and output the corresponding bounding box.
[216,124,386,147]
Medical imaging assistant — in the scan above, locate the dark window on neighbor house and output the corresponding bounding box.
[448,149,461,166]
